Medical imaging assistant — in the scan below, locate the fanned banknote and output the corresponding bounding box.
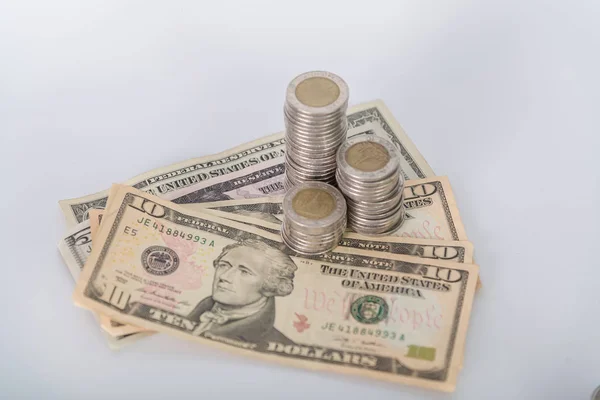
[58,220,153,348]
[188,176,467,242]
[87,192,475,339]
[88,209,152,337]
[59,100,434,227]
[194,176,481,293]
[73,184,478,391]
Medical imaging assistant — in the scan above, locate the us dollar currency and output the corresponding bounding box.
[188,211,478,369]
[58,220,153,348]
[58,157,302,337]
[187,206,474,265]
[165,119,431,205]
[189,176,468,242]
[88,209,152,337]
[73,184,479,392]
[89,205,474,339]
[88,208,103,239]
[59,100,435,227]
[195,177,482,295]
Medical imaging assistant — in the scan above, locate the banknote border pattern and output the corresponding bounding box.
[432,180,459,241]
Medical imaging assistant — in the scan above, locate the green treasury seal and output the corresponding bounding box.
[351,295,389,324]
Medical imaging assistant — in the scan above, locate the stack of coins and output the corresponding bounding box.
[281,181,347,255]
[336,136,405,236]
[283,71,349,189]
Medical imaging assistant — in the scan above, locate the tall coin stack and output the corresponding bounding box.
[336,136,405,236]
[281,182,347,255]
[283,71,349,189]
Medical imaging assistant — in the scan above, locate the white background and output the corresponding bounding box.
[1,1,599,399]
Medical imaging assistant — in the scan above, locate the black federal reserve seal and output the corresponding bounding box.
[351,295,389,324]
[141,246,179,276]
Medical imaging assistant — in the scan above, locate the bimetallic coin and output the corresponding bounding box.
[286,71,349,116]
[295,77,341,107]
[283,71,349,189]
[292,188,335,220]
[281,181,347,255]
[283,182,346,230]
[336,135,405,236]
[337,135,400,182]
[346,141,390,172]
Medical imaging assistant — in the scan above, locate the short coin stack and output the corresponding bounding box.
[283,71,349,189]
[281,181,347,255]
[336,136,405,236]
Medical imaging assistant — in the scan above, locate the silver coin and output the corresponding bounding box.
[335,166,399,189]
[286,154,338,172]
[348,201,404,221]
[348,211,404,232]
[285,100,348,117]
[284,109,347,129]
[285,122,346,135]
[348,197,404,217]
[286,134,346,150]
[348,210,403,228]
[284,174,337,189]
[346,196,404,217]
[285,131,346,150]
[285,171,338,185]
[285,143,341,160]
[285,166,337,183]
[346,190,404,207]
[285,103,348,121]
[347,207,401,220]
[281,237,333,255]
[285,122,347,137]
[336,169,399,189]
[284,214,347,237]
[337,174,401,201]
[285,161,337,178]
[286,150,341,163]
[283,220,345,241]
[281,227,339,256]
[286,119,346,133]
[283,227,345,248]
[286,154,338,169]
[348,212,406,237]
[338,178,403,203]
[286,164,337,178]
